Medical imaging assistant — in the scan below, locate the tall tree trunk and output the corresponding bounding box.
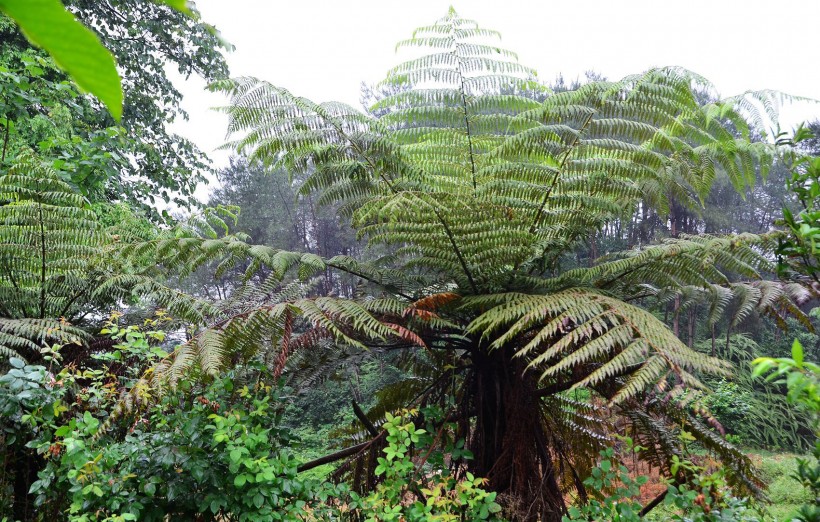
[639,202,650,244]
[588,233,598,264]
[670,208,678,238]
[687,307,696,348]
[711,325,716,357]
[673,295,680,338]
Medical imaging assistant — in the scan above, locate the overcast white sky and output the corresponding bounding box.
[170,0,820,198]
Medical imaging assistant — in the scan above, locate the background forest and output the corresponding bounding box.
[0,2,818,522]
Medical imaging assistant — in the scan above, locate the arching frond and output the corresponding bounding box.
[0,158,102,323]
[152,292,423,386]
[546,233,775,292]
[465,289,730,404]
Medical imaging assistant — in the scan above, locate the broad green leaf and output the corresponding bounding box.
[158,0,191,14]
[229,448,242,463]
[751,358,774,378]
[0,0,122,120]
[792,339,804,367]
[52,400,68,418]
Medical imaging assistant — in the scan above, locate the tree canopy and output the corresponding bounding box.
[0,0,230,215]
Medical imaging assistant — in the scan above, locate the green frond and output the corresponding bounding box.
[0,318,87,361]
[0,158,105,326]
[466,289,730,403]
[547,233,774,292]
[150,288,424,385]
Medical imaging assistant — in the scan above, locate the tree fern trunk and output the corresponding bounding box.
[469,348,565,521]
[12,443,39,522]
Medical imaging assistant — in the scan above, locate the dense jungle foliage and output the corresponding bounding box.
[0,3,818,522]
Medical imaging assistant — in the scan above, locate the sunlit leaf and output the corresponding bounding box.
[0,0,122,120]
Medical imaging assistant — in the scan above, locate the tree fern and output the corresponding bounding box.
[212,9,804,520]
[0,157,270,364]
[0,157,102,321]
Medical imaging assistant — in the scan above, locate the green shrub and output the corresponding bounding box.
[3,316,506,521]
[29,369,347,521]
[701,380,752,442]
[564,438,759,522]
[354,409,504,521]
[0,316,342,521]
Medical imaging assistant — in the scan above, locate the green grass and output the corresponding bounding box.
[644,451,812,521]
[754,452,812,521]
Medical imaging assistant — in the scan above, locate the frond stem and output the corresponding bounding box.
[462,86,478,194]
[344,125,477,294]
[1,117,9,164]
[58,278,98,320]
[38,202,47,319]
[432,204,479,294]
[0,294,12,318]
[528,109,596,235]
[351,399,379,437]
[325,260,415,301]
[297,432,386,473]
[534,362,641,397]
[310,102,397,193]
[286,88,481,294]
[639,490,669,517]
[455,51,478,194]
